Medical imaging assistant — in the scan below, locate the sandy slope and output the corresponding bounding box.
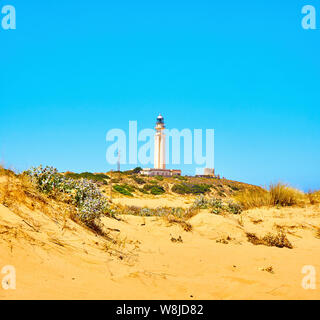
[0,198,319,300]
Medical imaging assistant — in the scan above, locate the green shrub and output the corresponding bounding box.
[154,175,164,181]
[65,172,109,185]
[150,185,165,195]
[113,184,134,197]
[191,184,211,194]
[121,167,142,175]
[132,167,143,174]
[143,184,156,192]
[122,184,135,192]
[132,176,146,185]
[171,184,189,194]
[172,183,211,195]
[95,173,110,180]
[139,187,149,194]
[174,175,187,181]
[122,170,133,175]
[228,184,240,191]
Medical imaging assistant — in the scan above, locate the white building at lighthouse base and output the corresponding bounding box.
[141,168,181,177]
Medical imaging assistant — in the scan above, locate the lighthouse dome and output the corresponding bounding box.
[156,114,164,124]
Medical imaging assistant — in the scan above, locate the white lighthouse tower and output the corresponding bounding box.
[154,114,166,169]
[140,114,181,177]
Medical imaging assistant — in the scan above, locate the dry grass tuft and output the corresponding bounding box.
[165,216,192,232]
[0,170,77,230]
[0,165,6,176]
[251,218,263,224]
[0,174,33,209]
[0,165,16,177]
[269,183,304,207]
[308,190,320,205]
[234,183,305,210]
[246,230,293,249]
[0,172,51,214]
[261,266,274,274]
[234,188,271,210]
[170,235,183,243]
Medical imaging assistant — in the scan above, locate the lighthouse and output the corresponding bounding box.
[140,114,181,177]
[154,114,166,169]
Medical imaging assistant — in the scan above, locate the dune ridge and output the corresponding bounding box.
[0,169,319,300]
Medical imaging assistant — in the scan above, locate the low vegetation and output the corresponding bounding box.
[119,167,143,175]
[0,166,16,178]
[25,166,112,231]
[112,203,198,231]
[234,188,271,210]
[246,231,293,249]
[114,204,197,219]
[150,185,165,195]
[0,167,50,214]
[142,184,165,195]
[269,183,304,206]
[234,183,305,210]
[171,235,183,243]
[2,164,320,261]
[172,183,211,195]
[2,165,318,242]
[228,184,240,191]
[113,184,135,197]
[308,190,320,205]
[174,175,187,181]
[131,176,146,185]
[65,172,109,185]
[192,195,242,214]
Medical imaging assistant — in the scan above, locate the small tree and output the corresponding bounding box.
[132,167,143,174]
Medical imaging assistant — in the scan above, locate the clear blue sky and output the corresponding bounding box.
[0,0,319,191]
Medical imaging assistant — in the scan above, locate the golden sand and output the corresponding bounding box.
[0,194,319,300]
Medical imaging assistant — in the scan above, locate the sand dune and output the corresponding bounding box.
[0,196,319,300]
[112,195,194,209]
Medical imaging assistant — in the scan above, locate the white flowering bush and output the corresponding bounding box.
[26,166,111,226]
[191,195,211,209]
[26,165,65,194]
[192,195,242,215]
[72,179,109,224]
